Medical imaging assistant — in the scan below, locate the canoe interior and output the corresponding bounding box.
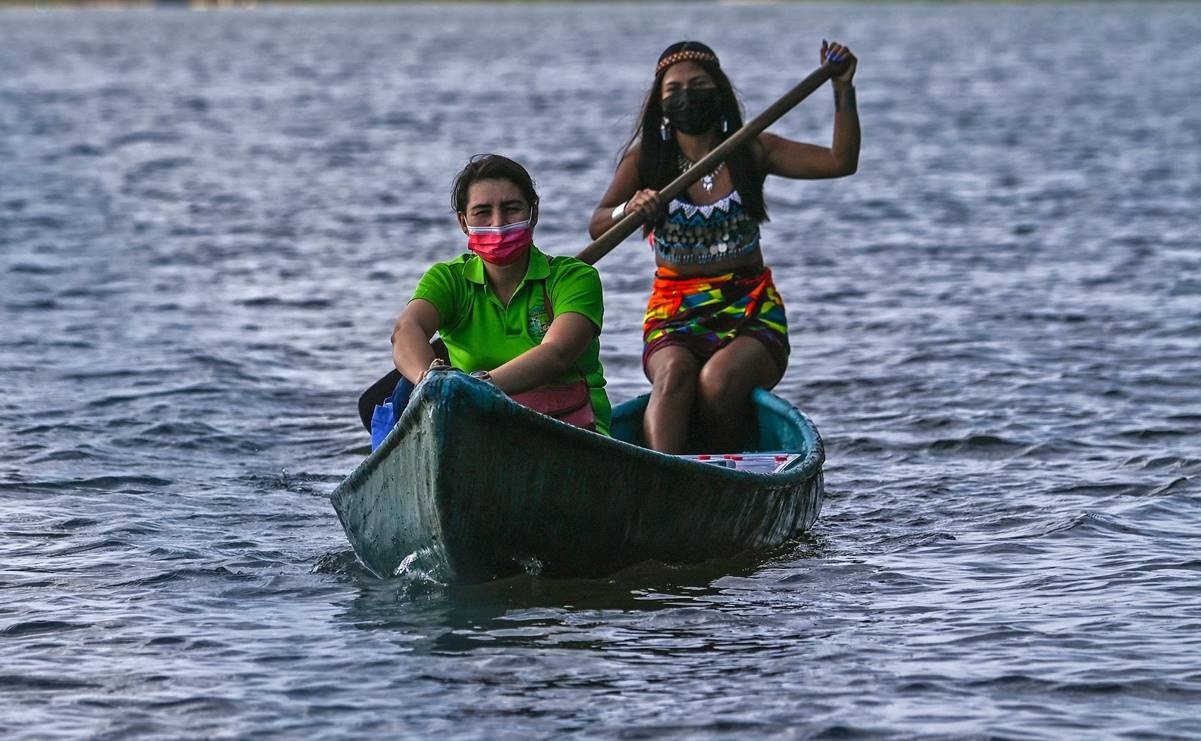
[609,390,820,460]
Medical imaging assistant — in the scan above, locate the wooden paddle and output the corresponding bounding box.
[357,61,845,429]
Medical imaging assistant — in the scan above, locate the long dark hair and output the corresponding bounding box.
[621,41,768,234]
[451,153,539,213]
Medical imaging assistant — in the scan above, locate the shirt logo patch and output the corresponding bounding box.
[528,301,551,340]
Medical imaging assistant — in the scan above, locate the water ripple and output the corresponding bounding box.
[2,4,1200,739]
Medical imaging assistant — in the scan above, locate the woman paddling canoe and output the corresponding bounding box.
[588,40,860,453]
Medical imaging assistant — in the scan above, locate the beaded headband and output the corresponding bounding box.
[655,50,721,76]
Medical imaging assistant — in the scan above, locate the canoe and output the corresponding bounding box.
[330,370,825,583]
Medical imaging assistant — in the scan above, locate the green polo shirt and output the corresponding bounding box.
[411,245,611,435]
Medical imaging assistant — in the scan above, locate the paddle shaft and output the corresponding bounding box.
[575,61,842,266]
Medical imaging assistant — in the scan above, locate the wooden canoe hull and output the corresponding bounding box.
[331,371,824,583]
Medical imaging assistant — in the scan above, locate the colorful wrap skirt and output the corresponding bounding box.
[642,265,790,374]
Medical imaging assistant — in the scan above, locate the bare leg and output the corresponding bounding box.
[643,345,701,453]
[696,337,785,452]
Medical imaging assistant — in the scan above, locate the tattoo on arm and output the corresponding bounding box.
[835,87,857,114]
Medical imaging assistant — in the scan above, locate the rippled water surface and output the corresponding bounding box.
[3,3,1200,738]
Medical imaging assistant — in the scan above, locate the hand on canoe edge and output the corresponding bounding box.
[417,359,495,386]
[418,358,456,383]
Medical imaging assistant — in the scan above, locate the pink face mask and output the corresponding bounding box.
[466,219,534,265]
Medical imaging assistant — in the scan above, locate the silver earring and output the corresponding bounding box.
[660,116,671,141]
[721,117,729,134]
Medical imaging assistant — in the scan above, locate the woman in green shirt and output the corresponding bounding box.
[388,154,611,435]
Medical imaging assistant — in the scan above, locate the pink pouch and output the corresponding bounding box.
[511,381,596,431]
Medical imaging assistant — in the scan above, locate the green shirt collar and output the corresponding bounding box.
[463,245,550,287]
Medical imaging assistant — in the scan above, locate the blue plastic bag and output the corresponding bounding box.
[369,376,415,451]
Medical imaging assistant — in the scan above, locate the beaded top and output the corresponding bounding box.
[651,190,761,265]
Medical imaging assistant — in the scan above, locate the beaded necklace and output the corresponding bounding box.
[678,154,725,194]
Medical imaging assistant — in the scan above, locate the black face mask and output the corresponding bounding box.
[662,87,723,136]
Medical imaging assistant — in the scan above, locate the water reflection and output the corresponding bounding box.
[332,537,826,653]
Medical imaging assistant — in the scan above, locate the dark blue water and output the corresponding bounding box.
[3,3,1200,738]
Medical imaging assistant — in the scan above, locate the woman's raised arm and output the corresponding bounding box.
[761,41,859,180]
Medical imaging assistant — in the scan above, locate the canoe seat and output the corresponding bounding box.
[677,453,799,474]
